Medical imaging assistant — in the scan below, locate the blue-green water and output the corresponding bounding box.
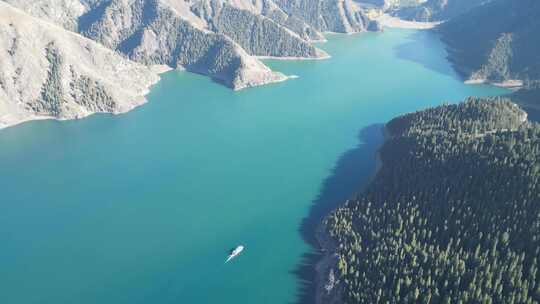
[0,29,507,304]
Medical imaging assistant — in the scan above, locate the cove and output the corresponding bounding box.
[0,29,508,304]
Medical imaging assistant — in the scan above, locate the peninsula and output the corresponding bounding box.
[317,97,540,303]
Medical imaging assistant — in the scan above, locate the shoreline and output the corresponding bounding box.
[231,72,291,91]
[374,14,440,30]
[256,53,332,61]
[465,78,524,89]
[314,223,344,304]
[0,64,171,131]
[0,99,149,131]
[313,124,390,304]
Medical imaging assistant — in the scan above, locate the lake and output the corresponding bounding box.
[0,28,507,304]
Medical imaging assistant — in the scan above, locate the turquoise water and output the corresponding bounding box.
[0,29,507,304]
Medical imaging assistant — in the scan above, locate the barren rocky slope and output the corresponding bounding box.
[0,0,381,128]
[0,2,162,129]
[4,0,380,90]
[272,0,374,33]
[3,0,289,89]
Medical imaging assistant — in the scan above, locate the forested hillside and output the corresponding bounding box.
[438,0,540,84]
[322,98,540,303]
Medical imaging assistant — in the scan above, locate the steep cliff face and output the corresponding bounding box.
[189,0,326,42]
[438,0,540,84]
[193,1,327,58]
[255,0,326,41]
[6,0,345,89]
[4,0,381,91]
[77,0,288,89]
[217,0,380,36]
[273,0,379,33]
[0,2,161,129]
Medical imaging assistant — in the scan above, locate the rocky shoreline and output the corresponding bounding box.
[314,98,539,302]
[314,223,344,304]
[464,78,524,89]
[374,14,439,29]
[314,124,389,304]
[0,3,166,130]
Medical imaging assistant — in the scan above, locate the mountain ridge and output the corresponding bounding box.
[0,1,163,129]
[0,0,383,128]
[4,0,380,90]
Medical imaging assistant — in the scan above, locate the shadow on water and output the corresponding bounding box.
[393,30,457,79]
[522,106,540,123]
[291,123,385,304]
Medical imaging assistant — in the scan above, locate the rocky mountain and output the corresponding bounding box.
[358,0,482,22]
[273,0,381,33]
[196,2,326,58]
[79,0,291,89]
[3,0,286,90]
[0,2,162,129]
[438,0,540,85]
[0,0,382,128]
[4,0,381,90]
[394,0,489,22]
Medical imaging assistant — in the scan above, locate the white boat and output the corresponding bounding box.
[225,245,244,263]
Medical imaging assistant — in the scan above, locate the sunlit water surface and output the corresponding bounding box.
[0,29,507,304]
